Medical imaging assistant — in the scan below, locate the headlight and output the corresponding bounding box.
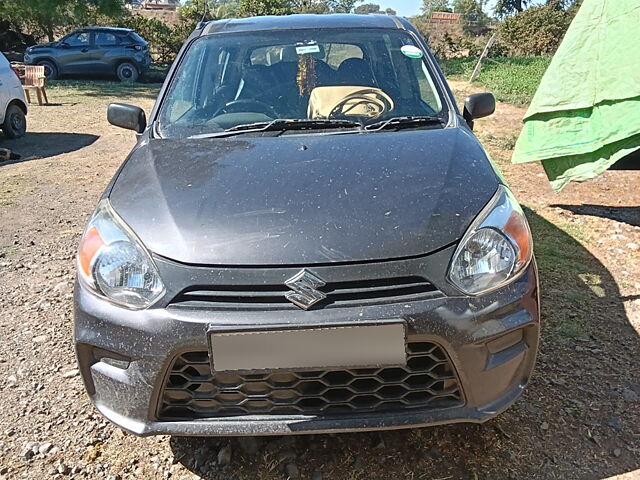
[448,185,533,295]
[77,199,165,309]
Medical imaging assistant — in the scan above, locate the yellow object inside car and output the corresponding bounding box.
[307,86,394,120]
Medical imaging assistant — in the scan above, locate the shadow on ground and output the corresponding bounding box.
[551,204,640,228]
[47,79,162,99]
[169,210,639,480]
[0,132,99,163]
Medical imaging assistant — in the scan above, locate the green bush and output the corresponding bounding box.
[410,14,494,60]
[478,56,551,104]
[438,57,477,77]
[239,0,291,16]
[431,32,481,59]
[118,15,194,63]
[440,56,551,106]
[115,1,240,63]
[498,3,574,56]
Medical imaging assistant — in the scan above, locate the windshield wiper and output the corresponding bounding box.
[188,119,361,139]
[364,116,445,132]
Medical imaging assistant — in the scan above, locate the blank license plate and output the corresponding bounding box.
[209,323,407,372]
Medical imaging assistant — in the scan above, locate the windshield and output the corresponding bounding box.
[157,28,447,138]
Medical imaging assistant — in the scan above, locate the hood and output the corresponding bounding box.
[28,42,57,51]
[109,128,500,265]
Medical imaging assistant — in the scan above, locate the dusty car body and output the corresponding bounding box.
[74,14,540,436]
[24,27,150,82]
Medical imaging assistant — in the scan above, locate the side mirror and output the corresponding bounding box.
[463,93,495,129]
[107,103,146,133]
[59,41,70,48]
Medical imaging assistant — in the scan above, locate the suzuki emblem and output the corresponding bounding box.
[284,269,327,310]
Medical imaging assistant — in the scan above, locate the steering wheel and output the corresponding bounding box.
[329,94,391,120]
[213,99,277,118]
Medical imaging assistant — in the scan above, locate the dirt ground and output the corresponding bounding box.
[0,81,638,480]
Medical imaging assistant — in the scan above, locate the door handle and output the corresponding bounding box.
[81,48,89,53]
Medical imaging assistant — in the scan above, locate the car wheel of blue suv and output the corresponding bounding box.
[117,62,139,83]
[37,60,58,80]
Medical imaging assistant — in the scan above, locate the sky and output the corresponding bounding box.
[376,0,422,17]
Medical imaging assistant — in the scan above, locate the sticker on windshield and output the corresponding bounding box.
[401,45,424,59]
[296,44,321,55]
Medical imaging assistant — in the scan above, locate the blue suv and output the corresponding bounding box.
[24,27,151,82]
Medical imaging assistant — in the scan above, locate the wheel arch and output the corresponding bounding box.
[34,56,59,67]
[8,98,28,116]
[33,57,60,77]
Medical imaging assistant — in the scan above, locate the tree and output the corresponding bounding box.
[353,3,395,14]
[498,1,575,54]
[180,0,240,23]
[355,3,382,14]
[495,0,579,19]
[239,0,292,16]
[421,0,452,15]
[0,0,125,42]
[453,0,487,22]
[291,0,330,13]
[566,0,583,15]
[325,0,361,13]
[494,0,529,17]
[238,0,362,15]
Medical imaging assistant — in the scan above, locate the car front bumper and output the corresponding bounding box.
[135,53,151,72]
[74,254,540,437]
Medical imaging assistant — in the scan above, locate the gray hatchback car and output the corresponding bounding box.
[24,26,151,82]
[74,14,540,437]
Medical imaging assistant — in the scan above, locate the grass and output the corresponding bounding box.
[557,220,590,245]
[143,63,170,83]
[0,246,16,258]
[440,56,552,106]
[47,79,161,99]
[44,62,168,99]
[528,209,591,284]
[0,175,26,208]
[476,132,520,164]
[555,316,589,341]
[525,208,605,343]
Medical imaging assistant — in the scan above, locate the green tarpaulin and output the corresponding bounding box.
[511,0,640,191]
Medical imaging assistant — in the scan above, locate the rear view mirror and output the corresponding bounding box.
[463,93,495,129]
[107,103,146,133]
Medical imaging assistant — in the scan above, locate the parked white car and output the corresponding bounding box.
[0,53,27,138]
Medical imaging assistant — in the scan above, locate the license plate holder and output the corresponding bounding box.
[208,323,407,372]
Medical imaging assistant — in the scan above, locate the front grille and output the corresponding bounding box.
[168,276,439,311]
[159,341,462,419]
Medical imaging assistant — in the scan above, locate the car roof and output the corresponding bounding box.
[82,26,134,33]
[202,14,405,36]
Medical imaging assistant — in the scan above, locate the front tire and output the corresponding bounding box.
[2,105,27,139]
[37,60,58,80]
[116,62,139,83]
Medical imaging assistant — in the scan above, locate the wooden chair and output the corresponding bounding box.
[23,65,48,106]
